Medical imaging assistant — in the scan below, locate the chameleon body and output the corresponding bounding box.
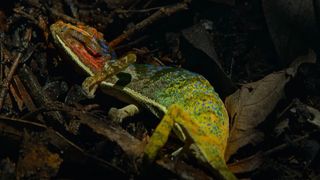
[50,21,236,179]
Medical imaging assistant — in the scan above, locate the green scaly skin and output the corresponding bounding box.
[100,64,236,179]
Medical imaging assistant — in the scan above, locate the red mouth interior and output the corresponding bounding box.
[67,38,106,74]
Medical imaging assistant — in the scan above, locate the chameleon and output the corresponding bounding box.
[50,20,236,180]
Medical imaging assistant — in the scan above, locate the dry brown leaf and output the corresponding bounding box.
[182,23,236,97]
[9,79,24,111]
[156,158,212,180]
[16,132,63,179]
[182,23,220,67]
[13,75,37,111]
[225,50,316,160]
[38,15,49,41]
[78,113,146,157]
[228,153,263,173]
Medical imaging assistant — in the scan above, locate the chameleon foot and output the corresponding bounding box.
[82,53,136,96]
[108,104,140,123]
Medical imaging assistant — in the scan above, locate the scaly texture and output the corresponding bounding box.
[102,64,229,153]
[101,64,232,179]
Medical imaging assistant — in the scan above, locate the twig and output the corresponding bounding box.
[156,157,212,180]
[0,115,46,129]
[114,35,149,51]
[143,0,156,9]
[264,130,317,156]
[115,6,164,13]
[0,53,23,111]
[48,7,83,25]
[109,1,190,47]
[18,65,66,127]
[13,8,38,23]
[49,129,127,175]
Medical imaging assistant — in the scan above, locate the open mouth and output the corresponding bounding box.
[56,34,107,75]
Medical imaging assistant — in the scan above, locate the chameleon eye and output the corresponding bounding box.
[98,39,111,55]
[98,39,117,59]
[83,41,102,58]
[61,26,68,32]
[70,32,102,58]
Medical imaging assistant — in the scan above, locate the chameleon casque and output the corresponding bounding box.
[50,21,236,179]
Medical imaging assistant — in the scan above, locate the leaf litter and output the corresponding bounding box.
[0,0,320,179]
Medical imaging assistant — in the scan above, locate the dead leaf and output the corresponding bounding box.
[80,116,146,157]
[225,50,316,160]
[182,23,236,97]
[9,79,24,111]
[156,158,213,180]
[182,23,220,68]
[16,132,63,179]
[262,0,318,65]
[38,15,49,41]
[228,153,263,173]
[10,75,37,112]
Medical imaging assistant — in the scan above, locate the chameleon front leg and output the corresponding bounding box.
[144,104,208,162]
[82,53,136,97]
[144,104,236,180]
[108,104,140,123]
[144,104,201,161]
[144,105,176,161]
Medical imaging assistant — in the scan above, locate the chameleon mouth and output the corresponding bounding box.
[56,34,106,75]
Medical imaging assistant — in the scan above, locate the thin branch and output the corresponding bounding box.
[48,7,83,25]
[115,6,164,13]
[109,2,190,47]
[264,130,316,156]
[0,52,23,111]
[13,8,38,23]
[0,115,46,129]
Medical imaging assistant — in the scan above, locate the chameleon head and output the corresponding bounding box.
[50,21,115,75]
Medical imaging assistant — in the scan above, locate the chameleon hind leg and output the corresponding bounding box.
[144,104,209,161]
[144,104,236,180]
[82,53,136,97]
